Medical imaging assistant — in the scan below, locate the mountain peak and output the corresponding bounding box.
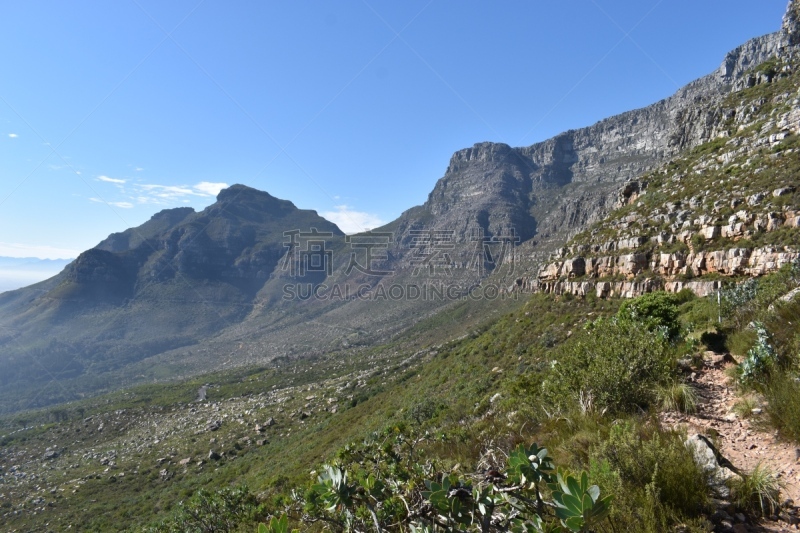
[212,184,302,220]
[215,183,278,202]
[216,183,259,199]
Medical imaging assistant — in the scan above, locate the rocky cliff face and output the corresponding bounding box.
[393,2,799,260]
[528,6,800,298]
[784,0,800,47]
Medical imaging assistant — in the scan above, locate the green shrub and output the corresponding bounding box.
[721,279,759,328]
[617,292,682,340]
[592,421,709,515]
[297,432,613,533]
[679,297,720,332]
[763,374,800,442]
[726,328,757,358]
[542,318,675,414]
[145,485,263,533]
[739,323,778,386]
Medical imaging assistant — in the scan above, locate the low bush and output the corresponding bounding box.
[145,485,264,533]
[542,318,675,414]
[763,374,800,442]
[592,421,710,516]
[738,322,778,386]
[617,292,682,340]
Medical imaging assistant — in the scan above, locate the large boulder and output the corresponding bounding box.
[685,434,741,498]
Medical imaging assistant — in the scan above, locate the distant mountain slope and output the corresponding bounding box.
[1,2,798,412]
[0,186,344,404]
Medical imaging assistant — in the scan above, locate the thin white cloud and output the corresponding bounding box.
[138,184,197,200]
[97,175,126,184]
[8,133,17,138]
[134,182,228,204]
[88,180,229,208]
[0,242,79,260]
[88,197,133,209]
[194,181,228,196]
[321,205,385,234]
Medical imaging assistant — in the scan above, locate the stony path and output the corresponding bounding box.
[660,355,800,532]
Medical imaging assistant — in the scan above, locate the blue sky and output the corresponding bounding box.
[0,0,788,259]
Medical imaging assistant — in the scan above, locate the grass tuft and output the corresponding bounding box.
[730,463,783,517]
[656,382,698,414]
[731,395,760,419]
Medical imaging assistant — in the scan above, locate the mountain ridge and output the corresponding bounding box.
[1,2,799,412]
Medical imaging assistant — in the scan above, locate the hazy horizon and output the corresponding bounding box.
[0,256,71,293]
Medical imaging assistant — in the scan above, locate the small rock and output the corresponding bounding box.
[747,192,766,206]
[781,512,799,525]
[208,450,221,461]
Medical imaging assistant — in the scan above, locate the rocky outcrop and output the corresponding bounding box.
[783,0,800,48]
[539,246,798,282]
[525,278,722,299]
[568,207,800,258]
